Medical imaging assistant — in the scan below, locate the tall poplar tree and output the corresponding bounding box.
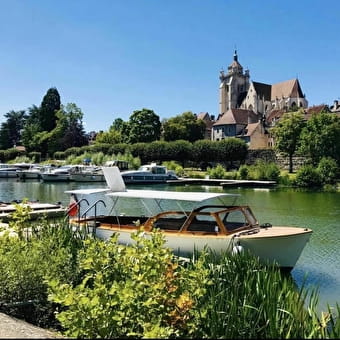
[39,87,61,132]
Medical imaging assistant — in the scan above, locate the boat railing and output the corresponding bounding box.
[66,198,89,220]
[78,199,107,230]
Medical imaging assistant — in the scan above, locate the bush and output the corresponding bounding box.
[317,157,339,185]
[207,164,226,179]
[295,165,322,187]
[238,165,249,179]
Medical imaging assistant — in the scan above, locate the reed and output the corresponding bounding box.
[193,249,340,339]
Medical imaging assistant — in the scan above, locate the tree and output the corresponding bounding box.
[299,112,340,166]
[39,87,61,132]
[127,108,161,144]
[162,111,205,142]
[0,110,27,149]
[271,111,305,173]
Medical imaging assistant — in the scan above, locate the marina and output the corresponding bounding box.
[0,177,338,311]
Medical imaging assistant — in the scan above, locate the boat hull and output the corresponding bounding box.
[41,173,70,181]
[92,225,312,270]
[70,173,105,182]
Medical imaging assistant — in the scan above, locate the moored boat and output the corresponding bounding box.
[65,167,312,270]
[69,165,105,182]
[121,162,178,184]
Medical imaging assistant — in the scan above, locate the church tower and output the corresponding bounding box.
[219,50,250,115]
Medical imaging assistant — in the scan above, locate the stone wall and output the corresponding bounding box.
[246,149,308,171]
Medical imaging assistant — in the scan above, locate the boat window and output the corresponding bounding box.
[153,212,186,231]
[187,214,217,233]
[223,209,248,231]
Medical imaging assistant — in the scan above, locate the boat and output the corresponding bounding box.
[0,166,20,178]
[70,165,105,182]
[17,164,44,180]
[40,165,78,182]
[65,167,312,270]
[120,162,178,184]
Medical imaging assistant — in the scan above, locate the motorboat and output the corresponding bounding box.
[121,162,178,184]
[70,165,105,182]
[0,166,20,178]
[65,167,312,270]
[41,165,77,182]
[17,165,44,180]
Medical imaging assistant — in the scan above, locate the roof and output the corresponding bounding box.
[271,79,303,100]
[213,109,258,126]
[252,81,271,101]
[106,189,239,203]
[243,122,260,137]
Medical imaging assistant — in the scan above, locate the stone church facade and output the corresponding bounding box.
[212,51,308,149]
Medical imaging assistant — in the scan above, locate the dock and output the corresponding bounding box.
[0,202,66,222]
[167,178,276,187]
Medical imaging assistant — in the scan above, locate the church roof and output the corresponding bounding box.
[252,82,271,101]
[271,79,303,100]
[237,122,261,137]
[213,109,258,126]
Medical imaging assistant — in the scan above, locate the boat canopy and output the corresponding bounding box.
[106,189,236,202]
[65,188,111,195]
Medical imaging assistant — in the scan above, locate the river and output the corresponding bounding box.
[0,178,339,312]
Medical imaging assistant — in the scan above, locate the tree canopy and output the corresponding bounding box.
[162,111,205,142]
[271,111,305,173]
[0,110,26,149]
[127,108,161,144]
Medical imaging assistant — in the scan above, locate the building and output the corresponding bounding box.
[213,51,309,149]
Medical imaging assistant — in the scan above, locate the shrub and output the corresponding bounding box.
[295,165,322,187]
[238,165,249,179]
[207,164,226,179]
[317,157,338,185]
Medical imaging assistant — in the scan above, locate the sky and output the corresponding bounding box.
[0,0,339,132]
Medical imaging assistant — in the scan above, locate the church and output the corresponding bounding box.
[211,51,308,148]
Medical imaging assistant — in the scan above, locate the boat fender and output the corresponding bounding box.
[232,245,244,255]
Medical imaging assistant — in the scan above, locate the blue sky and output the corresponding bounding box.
[0,0,339,132]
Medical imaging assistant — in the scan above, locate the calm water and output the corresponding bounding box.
[0,178,339,311]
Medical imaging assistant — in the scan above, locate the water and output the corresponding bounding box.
[0,178,339,312]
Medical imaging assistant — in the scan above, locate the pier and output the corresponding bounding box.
[167,178,276,188]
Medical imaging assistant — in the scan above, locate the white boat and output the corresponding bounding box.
[70,166,105,182]
[121,162,178,184]
[65,167,312,270]
[0,166,20,178]
[17,165,44,180]
[41,165,77,182]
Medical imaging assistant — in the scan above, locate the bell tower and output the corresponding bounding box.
[219,50,250,115]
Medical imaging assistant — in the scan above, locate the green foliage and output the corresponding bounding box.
[215,138,248,163]
[317,157,339,185]
[194,251,340,339]
[162,111,205,142]
[271,111,305,172]
[0,219,86,328]
[295,165,322,187]
[300,112,340,166]
[239,160,280,181]
[0,110,27,149]
[48,230,209,338]
[39,87,61,132]
[162,161,184,176]
[127,108,161,144]
[238,164,249,179]
[207,164,227,179]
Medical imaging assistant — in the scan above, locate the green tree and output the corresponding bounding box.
[39,87,61,132]
[21,105,42,152]
[48,103,88,154]
[162,111,205,142]
[300,112,340,166]
[271,111,305,173]
[0,110,27,149]
[127,108,161,144]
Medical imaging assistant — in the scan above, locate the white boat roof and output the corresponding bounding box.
[106,189,238,202]
[65,188,111,195]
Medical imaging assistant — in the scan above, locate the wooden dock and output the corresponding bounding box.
[167,178,276,188]
[0,202,66,222]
